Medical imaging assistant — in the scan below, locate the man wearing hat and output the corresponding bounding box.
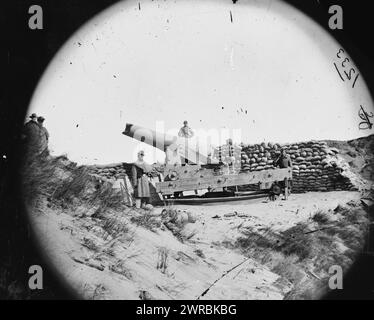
[25,113,38,127]
[37,116,49,155]
[131,150,153,209]
[22,113,41,157]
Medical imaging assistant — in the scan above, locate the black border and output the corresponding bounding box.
[1,0,374,302]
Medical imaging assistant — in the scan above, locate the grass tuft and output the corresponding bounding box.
[101,214,129,240]
[312,210,330,224]
[130,214,161,232]
[52,166,90,203]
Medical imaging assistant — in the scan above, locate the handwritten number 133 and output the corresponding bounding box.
[336,49,358,85]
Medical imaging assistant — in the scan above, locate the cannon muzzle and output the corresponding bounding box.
[122,123,178,152]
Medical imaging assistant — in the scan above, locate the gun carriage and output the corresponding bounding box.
[123,123,292,203]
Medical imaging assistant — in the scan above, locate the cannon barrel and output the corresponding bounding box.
[123,123,219,165]
[122,123,178,152]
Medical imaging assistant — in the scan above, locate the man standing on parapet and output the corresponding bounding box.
[37,116,49,156]
[178,120,194,138]
[178,120,194,165]
[275,148,292,200]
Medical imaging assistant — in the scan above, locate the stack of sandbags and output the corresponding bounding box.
[87,163,129,180]
[284,142,356,193]
[232,140,357,193]
[239,141,278,172]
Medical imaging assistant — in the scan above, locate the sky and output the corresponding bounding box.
[28,0,374,165]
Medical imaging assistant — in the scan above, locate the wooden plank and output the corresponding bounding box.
[234,190,265,196]
[156,168,292,194]
[164,192,267,204]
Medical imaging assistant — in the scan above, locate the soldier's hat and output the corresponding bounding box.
[29,113,37,119]
[37,116,45,122]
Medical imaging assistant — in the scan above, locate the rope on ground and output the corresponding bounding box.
[196,257,250,300]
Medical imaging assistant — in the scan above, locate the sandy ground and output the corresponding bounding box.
[170,191,363,242]
[30,191,362,300]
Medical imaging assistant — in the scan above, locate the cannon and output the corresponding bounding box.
[123,123,292,202]
[122,123,217,165]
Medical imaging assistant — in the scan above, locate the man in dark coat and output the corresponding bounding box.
[23,113,38,136]
[275,148,292,200]
[275,148,292,169]
[22,113,41,158]
[37,116,49,155]
[131,150,152,209]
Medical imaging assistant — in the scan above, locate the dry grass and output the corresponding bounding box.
[271,255,305,285]
[22,154,88,206]
[82,237,100,252]
[285,279,328,300]
[21,154,63,204]
[130,214,161,232]
[90,184,125,218]
[157,247,169,274]
[236,231,274,252]
[235,206,369,299]
[312,210,330,224]
[338,205,368,226]
[101,214,129,240]
[52,166,90,203]
[278,223,314,261]
[236,224,314,262]
[22,153,129,218]
[109,261,133,280]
